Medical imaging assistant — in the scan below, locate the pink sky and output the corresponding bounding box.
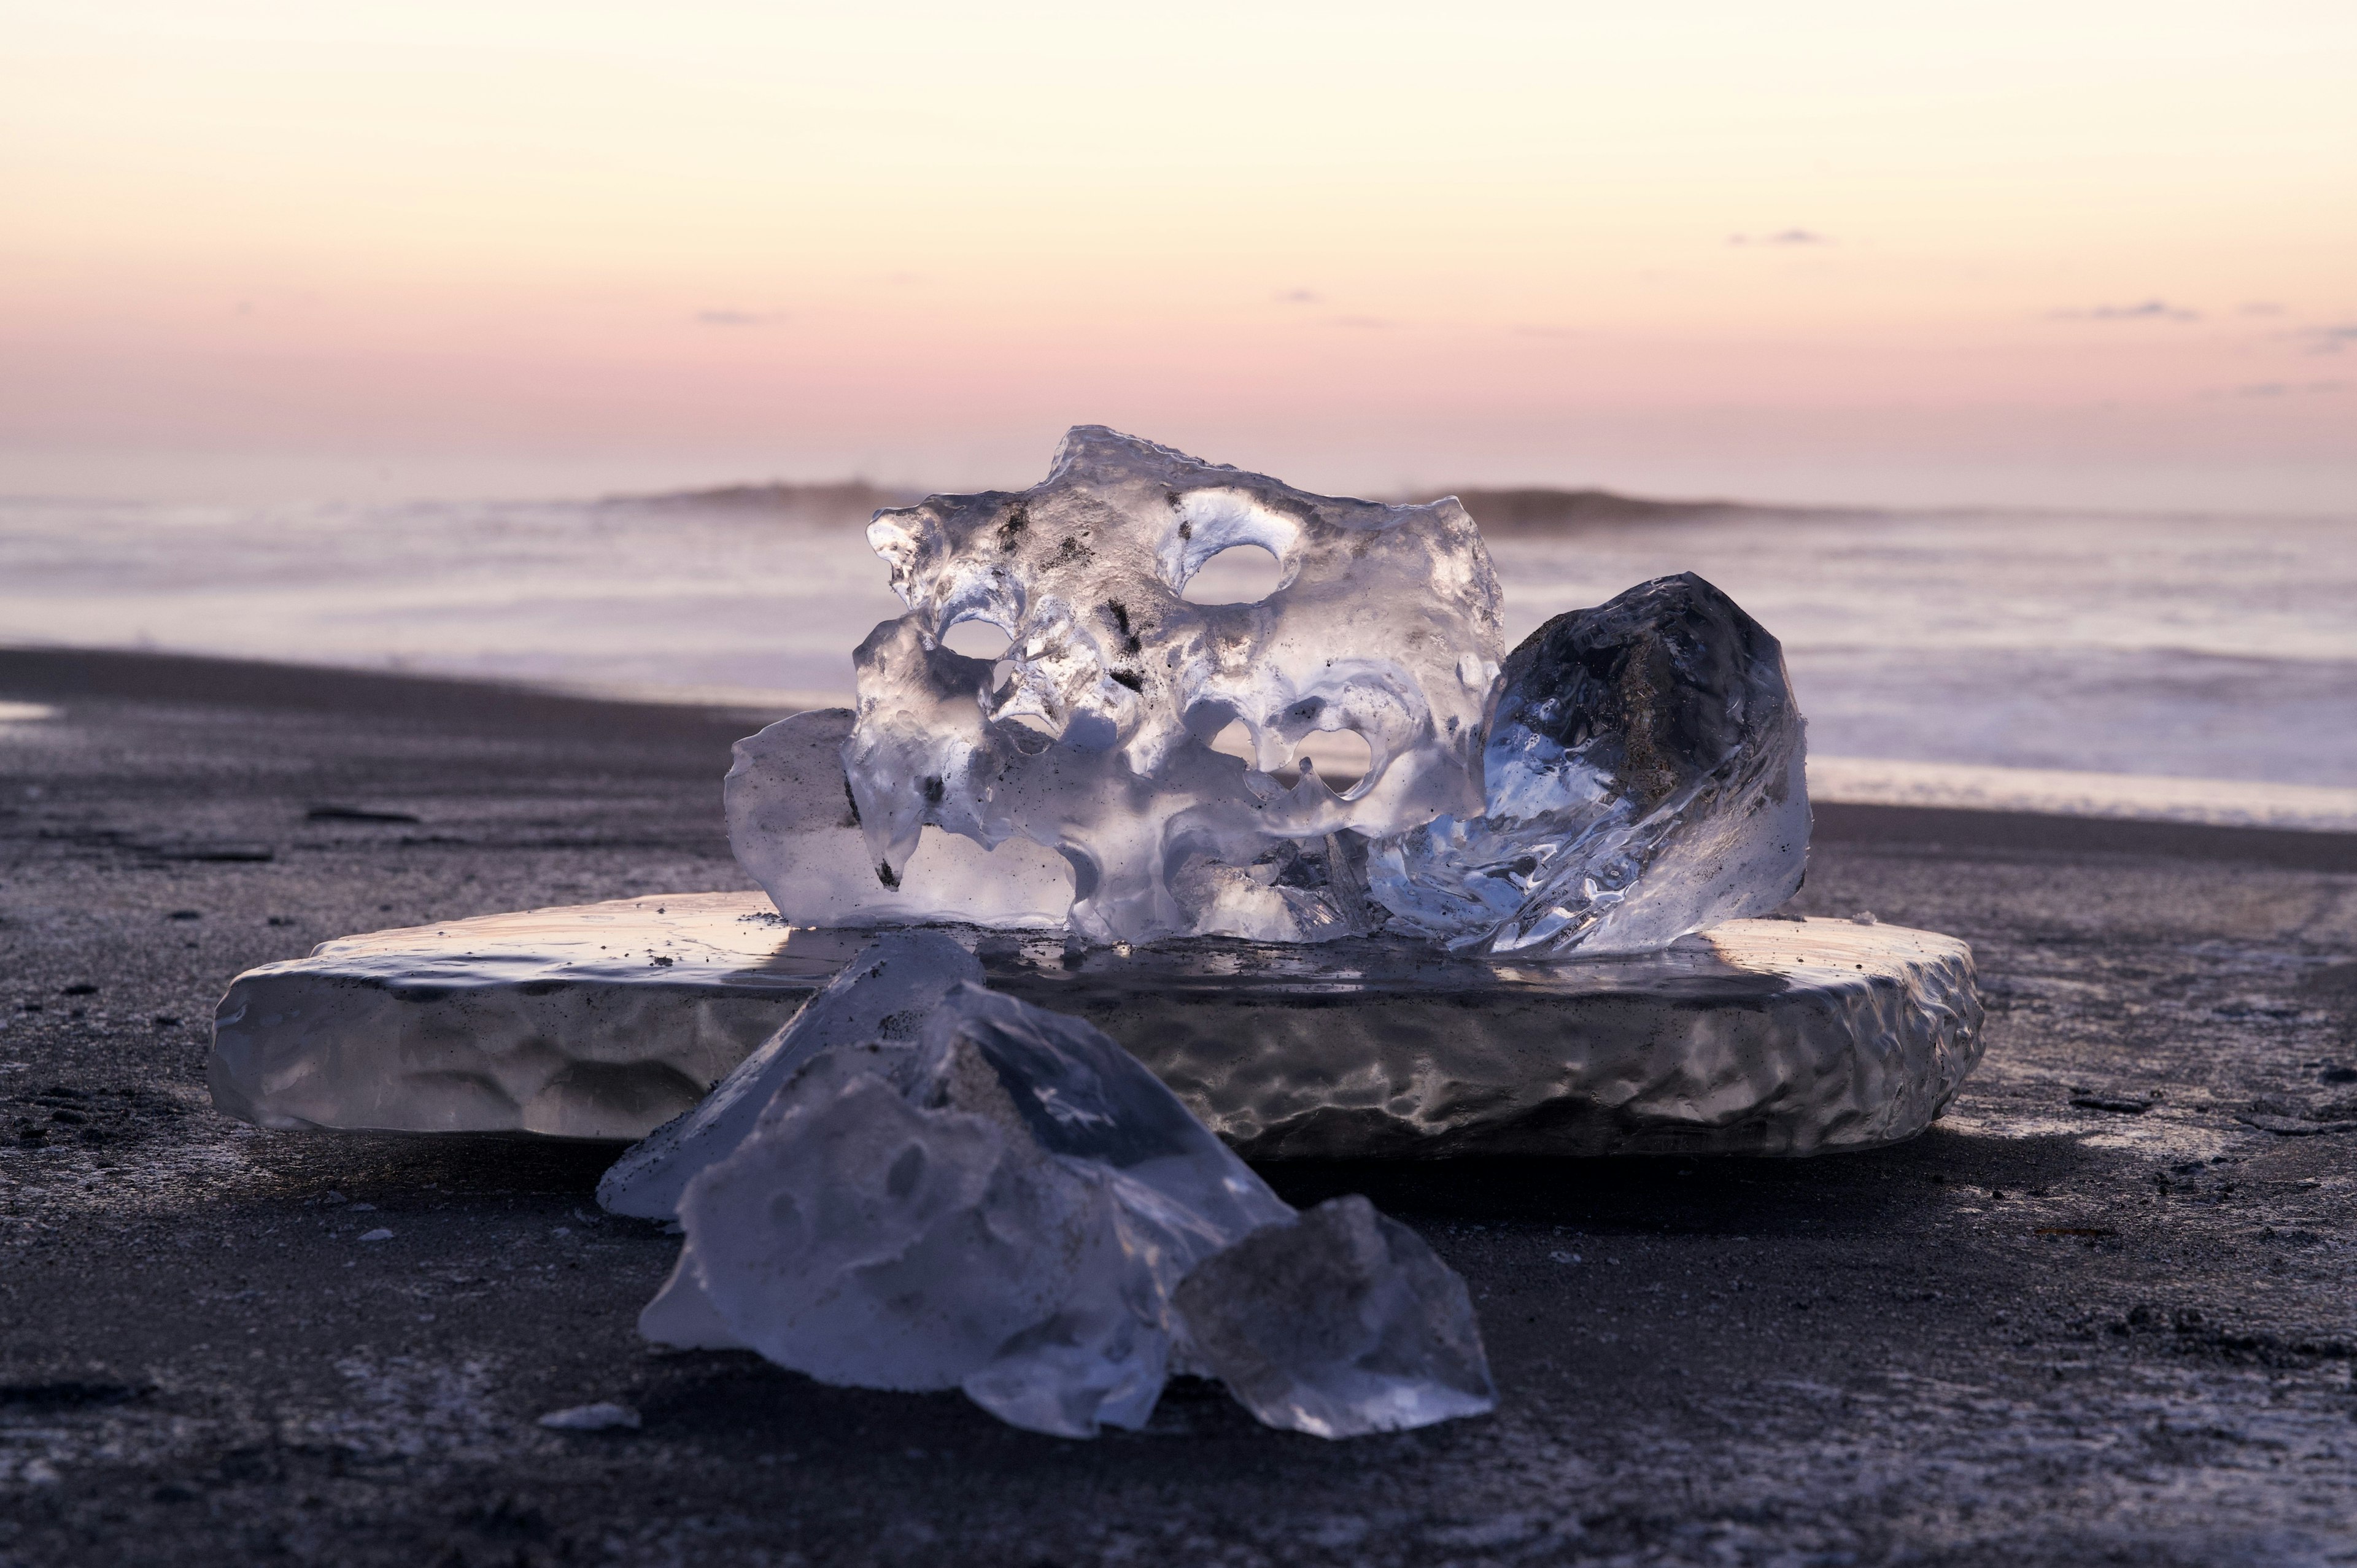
[4,2,2353,509]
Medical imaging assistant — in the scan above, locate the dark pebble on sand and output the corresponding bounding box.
[305,803,422,824]
[2070,1093,2154,1114]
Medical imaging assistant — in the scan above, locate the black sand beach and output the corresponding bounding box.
[2,647,2353,1567]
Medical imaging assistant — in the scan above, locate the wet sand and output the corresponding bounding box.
[2,647,2353,1567]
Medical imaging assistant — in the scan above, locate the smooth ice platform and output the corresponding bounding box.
[211,893,1984,1157]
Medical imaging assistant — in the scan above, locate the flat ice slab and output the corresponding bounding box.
[211,894,1983,1156]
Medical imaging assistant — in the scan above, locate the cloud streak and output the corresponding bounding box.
[2049,299,2200,322]
[1727,229,1828,247]
[694,309,785,326]
[2201,379,2348,399]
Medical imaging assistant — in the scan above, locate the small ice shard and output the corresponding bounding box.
[1369,572,1808,955]
[795,425,1502,944]
[1172,1195,1496,1437]
[726,708,1072,929]
[596,930,983,1220]
[627,966,1492,1438]
[536,1402,640,1432]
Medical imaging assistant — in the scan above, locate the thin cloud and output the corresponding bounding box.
[1274,288,1319,304]
[2299,323,2357,354]
[2201,379,2348,399]
[1329,314,1395,330]
[1727,229,1829,247]
[2049,299,2200,322]
[694,309,784,326]
[2239,301,2285,317]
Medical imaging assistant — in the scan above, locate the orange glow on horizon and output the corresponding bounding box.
[3,1,2353,508]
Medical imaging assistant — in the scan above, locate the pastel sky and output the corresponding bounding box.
[4,1,2354,508]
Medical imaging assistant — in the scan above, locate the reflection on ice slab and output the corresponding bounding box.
[212,894,1983,1157]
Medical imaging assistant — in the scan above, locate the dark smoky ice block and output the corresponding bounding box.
[1371,571,1809,956]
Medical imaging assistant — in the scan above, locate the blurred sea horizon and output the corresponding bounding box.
[5,483,2353,832]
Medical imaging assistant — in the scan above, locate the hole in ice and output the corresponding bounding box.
[1298,730,1373,791]
[1206,718,1259,767]
[1180,544,1285,606]
[940,620,1013,659]
[1000,711,1058,754]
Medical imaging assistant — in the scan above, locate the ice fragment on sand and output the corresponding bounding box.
[1370,571,1808,955]
[640,979,1291,1434]
[627,962,1492,1437]
[1172,1195,1497,1437]
[816,425,1503,944]
[597,930,981,1220]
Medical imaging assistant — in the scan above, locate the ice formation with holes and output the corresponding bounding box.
[629,940,1495,1438]
[727,427,1806,955]
[1369,572,1808,954]
[827,425,1504,945]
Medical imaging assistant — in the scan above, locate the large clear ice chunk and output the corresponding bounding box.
[723,434,1807,956]
[824,425,1504,944]
[1369,572,1809,955]
[629,959,1493,1438]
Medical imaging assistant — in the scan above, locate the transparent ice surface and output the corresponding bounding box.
[833,425,1503,944]
[729,436,1803,954]
[213,897,1983,1157]
[726,709,1070,929]
[596,930,984,1220]
[1171,1195,1497,1438]
[1370,572,1808,955]
[628,963,1493,1438]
